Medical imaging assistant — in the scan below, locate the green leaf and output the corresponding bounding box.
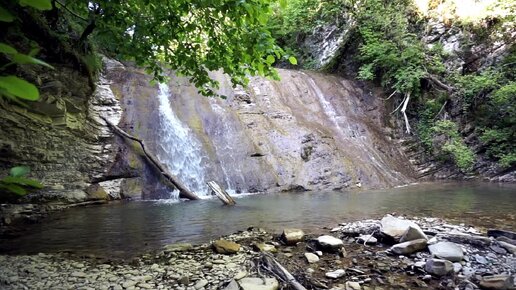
[0,6,14,22]
[0,42,17,55]
[266,55,275,65]
[9,166,30,177]
[0,76,39,101]
[0,183,27,195]
[279,0,287,9]
[288,56,298,65]
[12,53,54,68]
[2,176,43,188]
[19,0,52,11]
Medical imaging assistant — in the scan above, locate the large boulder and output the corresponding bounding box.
[238,278,279,290]
[282,229,305,245]
[428,242,463,262]
[212,240,240,254]
[425,259,453,276]
[390,239,428,255]
[381,215,421,241]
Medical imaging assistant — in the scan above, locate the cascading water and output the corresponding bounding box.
[156,83,209,198]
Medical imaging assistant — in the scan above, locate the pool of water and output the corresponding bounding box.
[1,182,514,258]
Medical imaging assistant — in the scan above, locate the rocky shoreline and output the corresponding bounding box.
[0,215,514,290]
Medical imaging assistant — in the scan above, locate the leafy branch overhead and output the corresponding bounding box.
[52,0,295,95]
[0,166,43,196]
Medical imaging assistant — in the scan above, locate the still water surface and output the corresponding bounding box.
[1,182,514,258]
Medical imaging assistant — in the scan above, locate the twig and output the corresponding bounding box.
[55,0,88,22]
[381,90,397,101]
[433,100,448,120]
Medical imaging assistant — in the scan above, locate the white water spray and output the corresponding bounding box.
[156,83,209,197]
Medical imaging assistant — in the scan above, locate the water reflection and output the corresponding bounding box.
[0,182,514,258]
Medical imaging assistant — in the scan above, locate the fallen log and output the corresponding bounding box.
[259,253,307,290]
[207,181,236,205]
[101,117,200,200]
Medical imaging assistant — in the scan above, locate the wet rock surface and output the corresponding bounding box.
[0,215,514,290]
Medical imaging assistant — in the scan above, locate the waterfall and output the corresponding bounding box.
[156,83,209,198]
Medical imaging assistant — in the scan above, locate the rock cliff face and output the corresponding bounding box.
[0,58,127,202]
[115,68,416,197]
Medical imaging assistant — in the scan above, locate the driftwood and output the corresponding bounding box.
[101,117,200,201]
[207,181,236,205]
[258,253,307,290]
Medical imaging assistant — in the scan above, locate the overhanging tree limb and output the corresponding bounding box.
[101,116,200,201]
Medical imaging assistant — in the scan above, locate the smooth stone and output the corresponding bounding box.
[138,283,153,289]
[71,271,87,278]
[194,279,208,289]
[425,259,453,276]
[316,251,323,256]
[428,242,464,262]
[282,229,305,245]
[474,254,488,264]
[479,275,513,290]
[326,269,346,279]
[253,243,277,253]
[212,240,240,254]
[305,253,320,263]
[357,235,377,244]
[381,215,418,241]
[238,277,279,290]
[453,262,462,273]
[122,281,137,288]
[164,243,193,252]
[234,271,247,280]
[345,281,361,290]
[224,280,240,290]
[400,225,428,242]
[498,241,516,255]
[390,239,427,255]
[317,235,344,249]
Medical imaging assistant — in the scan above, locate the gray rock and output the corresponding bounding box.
[224,280,240,290]
[194,279,208,289]
[474,254,488,264]
[425,259,453,276]
[498,241,516,255]
[71,271,87,278]
[234,271,247,280]
[164,243,193,252]
[317,235,344,250]
[400,225,428,242]
[452,262,462,273]
[122,280,137,288]
[390,239,427,255]
[479,275,513,290]
[238,277,279,290]
[212,240,240,254]
[282,229,305,245]
[345,281,361,290]
[325,269,346,279]
[305,253,320,263]
[381,215,418,241]
[357,235,377,244]
[428,242,463,262]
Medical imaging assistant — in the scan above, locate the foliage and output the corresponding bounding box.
[0,0,54,104]
[58,0,294,95]
[0,166,43,196]
[431,120,475,171]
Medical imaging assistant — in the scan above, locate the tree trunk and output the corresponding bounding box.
[101,117,200,201]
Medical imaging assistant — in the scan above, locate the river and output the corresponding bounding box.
[0,182,514,258]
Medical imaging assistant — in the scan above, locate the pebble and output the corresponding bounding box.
[325,269,346,279]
